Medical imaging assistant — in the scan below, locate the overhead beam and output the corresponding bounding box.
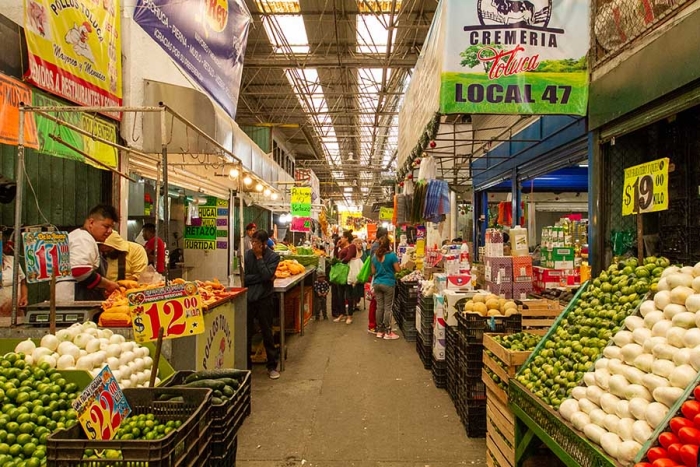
[243,54,419,68]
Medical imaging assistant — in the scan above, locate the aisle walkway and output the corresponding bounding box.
[237,308,487,467]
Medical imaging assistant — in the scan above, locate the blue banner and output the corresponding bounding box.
[133,0,251,118]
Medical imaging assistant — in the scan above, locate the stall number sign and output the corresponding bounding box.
[22,231,71,283]
[291,187,312,217]
[622,158,669,216]
[128,282,205,343]
[291,217,311,232]
[72,366,131,440]
[379,207,394,222]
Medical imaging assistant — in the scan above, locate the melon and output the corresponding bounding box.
[486,298,500,310]
[473,302,488,316]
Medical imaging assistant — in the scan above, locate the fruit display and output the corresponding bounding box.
[0,351,80,466]
[485,333,542,391]
[111,414,181,442]
[556,262,700,465]
[14,322,158,389]
[465,293,519,317]
[517,256,668,409]
[634,385,700,467]
[275,260,306,278]
[399,270,423,282]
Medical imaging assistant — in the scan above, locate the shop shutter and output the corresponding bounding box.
[516,137,588,182]
[600,81,700,143]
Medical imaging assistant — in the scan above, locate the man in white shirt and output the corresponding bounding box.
[57,205,120,302]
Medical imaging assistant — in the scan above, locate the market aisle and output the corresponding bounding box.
[236,308,487,467]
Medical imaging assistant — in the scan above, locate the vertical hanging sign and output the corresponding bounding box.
[622,158,670,216]
[290,187,312,217]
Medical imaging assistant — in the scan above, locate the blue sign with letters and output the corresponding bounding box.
[133,0,251,118]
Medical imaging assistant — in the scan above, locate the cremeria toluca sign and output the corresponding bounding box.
[440,0,589,115]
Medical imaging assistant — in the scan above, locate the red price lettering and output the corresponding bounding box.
[88,389,119,440]
[183,297,199,309]
[144,299,187,340]
[35,244,59,280]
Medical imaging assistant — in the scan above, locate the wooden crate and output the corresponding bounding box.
[483,368,508,405]
[486,389,515,467]
[517,298,563,333]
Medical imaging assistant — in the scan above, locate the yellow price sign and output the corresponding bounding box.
[622,157,669,216]
[290,187,312,217]
[128,282,205,343]
[379,207,394,221]
[73,367,131,440]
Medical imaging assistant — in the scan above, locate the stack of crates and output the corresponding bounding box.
[416,296,434,369]
[431,295,447,388]
[445,323,459,400]
[453,313,522,438]
[397,281,420,341]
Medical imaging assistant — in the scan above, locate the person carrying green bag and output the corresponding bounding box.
[356,256,372,284]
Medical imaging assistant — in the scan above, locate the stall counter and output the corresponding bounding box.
[274,266,316,371]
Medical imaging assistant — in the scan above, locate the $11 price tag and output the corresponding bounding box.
[22,231,71,283]
[128,282,205,343]
[72,366,131,440]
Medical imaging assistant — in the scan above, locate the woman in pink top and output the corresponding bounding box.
[333,231,357,324]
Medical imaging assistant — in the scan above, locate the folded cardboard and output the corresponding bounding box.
[442,289,477,327]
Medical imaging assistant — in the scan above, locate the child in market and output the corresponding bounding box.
[313,271,330,320]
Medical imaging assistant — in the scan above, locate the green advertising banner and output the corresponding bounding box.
[33,91,118,169]
[184,197,229,250]
[440,0,588,115]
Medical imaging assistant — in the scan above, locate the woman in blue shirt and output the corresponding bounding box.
[371,236,401,339]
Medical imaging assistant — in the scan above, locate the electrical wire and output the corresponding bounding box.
[22,162,50,225]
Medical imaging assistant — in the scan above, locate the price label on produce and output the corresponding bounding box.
[290,187,312,217]
[622,157,670,216]
[291,217,312,232]
[128,282,205,343]
[73,366,131,440]
[22,231,71,283]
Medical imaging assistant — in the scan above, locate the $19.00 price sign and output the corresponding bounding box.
[22,231,71,283]
[73,366,131,440]
[128,282,205,343]
[622,157,670,216]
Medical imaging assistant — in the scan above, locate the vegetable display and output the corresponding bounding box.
[399,270,424,282]
[485,333,542,390]
[275,260,307,278]
[518,257,667,409]
[164,369,249,405]
[464,293,519,317]
[0,351,80,466]
[557,262,700,465]
[14,322,158,389]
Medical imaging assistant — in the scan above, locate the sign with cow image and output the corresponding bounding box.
[440,0,588,115]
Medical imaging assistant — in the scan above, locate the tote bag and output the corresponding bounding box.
[347,258,364,285]
[356,256,372,284]
[329,262,350,285]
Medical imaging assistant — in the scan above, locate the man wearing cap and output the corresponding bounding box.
[99,232,148,282]
[244,223,256,255]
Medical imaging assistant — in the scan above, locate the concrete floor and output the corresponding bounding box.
[236,308,487,467]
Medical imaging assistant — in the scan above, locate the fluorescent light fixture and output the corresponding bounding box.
[243,176,253,186]
[255,183,264,192]
[264,188,271,197]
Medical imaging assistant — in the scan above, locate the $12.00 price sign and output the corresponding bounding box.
[22,231,71,283]
[622,157,670,216]
[72,366,131,440]
[128,282,205,343]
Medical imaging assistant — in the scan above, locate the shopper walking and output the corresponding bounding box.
[245,230,282,379]
[333,230,358,324]
[371,236,401,340]
[367,227,388,334]
[330,235,343,319]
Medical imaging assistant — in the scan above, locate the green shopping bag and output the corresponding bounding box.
[329,262,350,285]
[356,257,372,284]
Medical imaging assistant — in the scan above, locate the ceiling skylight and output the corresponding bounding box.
[357,0,403,13]
[256,1,309,54]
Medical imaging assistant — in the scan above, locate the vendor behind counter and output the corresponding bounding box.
[99,232,148,282]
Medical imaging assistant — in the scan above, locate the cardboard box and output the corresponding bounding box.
[512,281,533,300]
[416,304,422,335]
[486,281,512,299]
[550,247,575,270]
[443,289,476,327]
[484,256,513,284]
[485,243,504,257]
[446,274,473,291]
[433,294,446,360]
[512,256,533,283]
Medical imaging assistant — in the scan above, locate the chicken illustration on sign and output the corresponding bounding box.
[65,22,96,63]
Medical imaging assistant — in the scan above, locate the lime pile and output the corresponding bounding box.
[0,352,79,467]
[517,256,668,409]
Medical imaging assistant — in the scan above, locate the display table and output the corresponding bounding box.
[273,266,315,371]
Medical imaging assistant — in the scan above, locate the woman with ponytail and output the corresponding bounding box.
[371,236,401,339]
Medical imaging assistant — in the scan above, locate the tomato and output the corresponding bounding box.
[671,418,696,436]
[649,447,671,462]
[652,459,681,467]
[668,444,683,462]
[678,427,700,446]
[635,464,653,467]
[694,414,700,430]
[680,445,699,467]
[682,401,700,420]
[660,433,681,450]
[693,386,700,401]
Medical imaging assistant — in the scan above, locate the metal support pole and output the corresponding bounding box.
[512,168,520,228]
[450,190,457,241]
[154,161,161,279]
[588,131,604,275]
[160,105,170,282]
[239,172,245,285]
[481,190,489,250]
[11,107,26,326]
[229,189,235,281]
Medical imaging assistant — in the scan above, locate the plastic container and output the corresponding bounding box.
[510,225,529,257]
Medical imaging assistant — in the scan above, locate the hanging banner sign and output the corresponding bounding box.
[441,0,589,115]
[73,366,131,440]
[290,187,312,217]
[22,231,71,283]
[291,217,312,233]
[0,74,39,148]
[23,0,122,120]
[622,157,669,216]
[379,207,394,222]
[133,0,252,119]
[128,282,205,343]
[184,197,228,250]
[33,91,118,169]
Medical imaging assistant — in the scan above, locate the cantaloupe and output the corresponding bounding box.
[486,298,500,310]
[487,309,501,317]
[473,302,488,316]
[473,294,486,303]
[464,300,474,312]
[504,301,518,310]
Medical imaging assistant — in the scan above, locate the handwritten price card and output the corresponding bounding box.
[73,366,131,440]
[22,231,71,283]
[290,187,312,217]
[622,157,669,216]
[291,217,312,232]
[128,282,205,343]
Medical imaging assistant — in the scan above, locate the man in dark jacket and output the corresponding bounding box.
[245,230,281,379]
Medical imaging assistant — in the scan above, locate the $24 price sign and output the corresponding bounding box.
[128,282,205,343]
[22,231,71,283]
[73,366,131,440]
[622,157,670,217]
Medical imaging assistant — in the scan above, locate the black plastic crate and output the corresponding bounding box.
[163,370,251,459]
[416,335,432,370]
[47,388,212,467]
[461,375,487,402]
[209,435,237,467]
[460,403,487,438]
[400,320,417,342]
[432,357,447,389]
[455,313,522,343]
